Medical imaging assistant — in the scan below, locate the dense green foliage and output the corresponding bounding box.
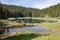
[0,3,60,19]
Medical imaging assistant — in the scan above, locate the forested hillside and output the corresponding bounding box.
[0,3,60,19]
[40,3,60,17]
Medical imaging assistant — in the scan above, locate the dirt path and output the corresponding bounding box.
[51,29,60,34]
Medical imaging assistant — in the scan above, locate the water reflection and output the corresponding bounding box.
[0,29,9,35]
[0,26,50,35]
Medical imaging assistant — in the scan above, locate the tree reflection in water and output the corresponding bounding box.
[0,29,9,35]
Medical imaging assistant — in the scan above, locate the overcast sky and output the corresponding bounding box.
[0,0,60,9]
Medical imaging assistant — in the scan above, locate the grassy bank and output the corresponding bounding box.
[0,31,41,40]
[33,34,60,40]
[31,22,60,40]
[1,31,60,40]
[38,22,60,30]
[35,22,60,40]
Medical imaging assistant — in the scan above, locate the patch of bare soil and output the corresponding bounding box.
[51,29,60,34]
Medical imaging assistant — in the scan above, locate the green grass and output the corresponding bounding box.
[0,21,7,27]
[38,22,60,30]
[0,31,41,40]
[1,31,60,40]
[52,17,60,20]
[33,34,60,40]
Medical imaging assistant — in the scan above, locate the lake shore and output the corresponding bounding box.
[0,21,60,40]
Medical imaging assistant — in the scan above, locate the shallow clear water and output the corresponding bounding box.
[0,26,51,35]
[16,18,57,23]
[8,26,50,34]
